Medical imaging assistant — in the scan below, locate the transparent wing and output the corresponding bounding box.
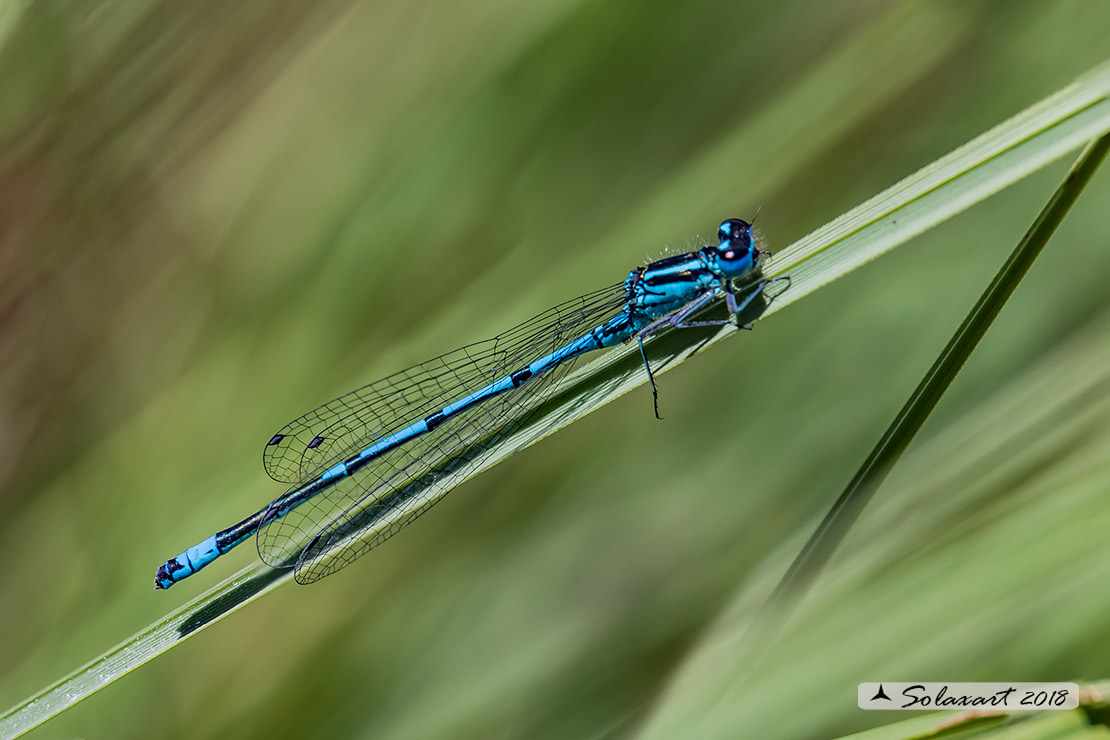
[256,282,630,576]
[293,347,577,584]
[262,283,626,485]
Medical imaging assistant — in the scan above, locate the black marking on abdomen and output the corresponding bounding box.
[424,411,446,431]
[307,435,325,449]
[510,368,533,387]
[267,434,285,446]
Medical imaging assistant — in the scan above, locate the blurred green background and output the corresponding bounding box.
[2,1,1110,738]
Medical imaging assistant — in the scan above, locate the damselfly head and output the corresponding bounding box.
[712,218,758,277]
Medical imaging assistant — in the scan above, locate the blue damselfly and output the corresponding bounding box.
[155,218,787,589]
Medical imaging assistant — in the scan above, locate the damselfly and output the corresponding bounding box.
[155,218,788,589]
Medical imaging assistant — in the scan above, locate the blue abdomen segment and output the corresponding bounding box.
[154,535,219,589]
[153,317,635,590]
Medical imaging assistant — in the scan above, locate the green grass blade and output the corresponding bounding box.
[762,59,1110,308]
[2,59,1110,740]
[636,302,1110,739]
[739,131,1110,670]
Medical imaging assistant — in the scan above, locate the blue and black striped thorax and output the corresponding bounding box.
[625,251,719,324]
[627,217,760,325]
[584,217,761,350]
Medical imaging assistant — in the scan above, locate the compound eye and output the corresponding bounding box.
[717,218,752,244]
